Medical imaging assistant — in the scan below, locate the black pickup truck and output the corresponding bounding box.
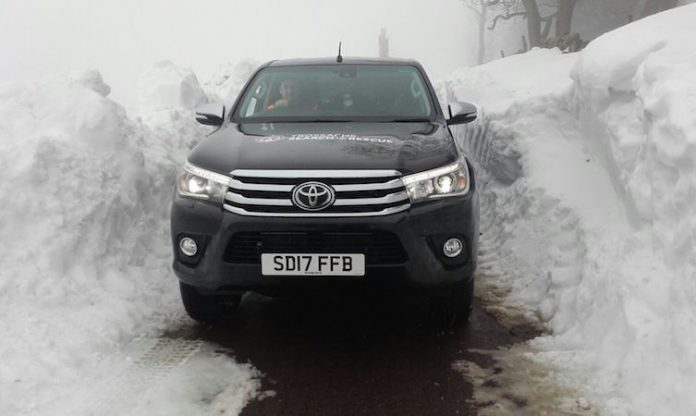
[171,57,479,325]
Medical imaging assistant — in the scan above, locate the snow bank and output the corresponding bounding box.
[204,59,260,105]
[138,60,208,115]
[137,61,211,159]
[0,65,255,415]
[447,4,696,415]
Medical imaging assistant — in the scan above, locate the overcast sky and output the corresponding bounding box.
[0,0,477,109]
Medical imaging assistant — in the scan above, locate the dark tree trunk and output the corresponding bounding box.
[556,0,578,37]
[640,0,679,18]
[521,0,542,47]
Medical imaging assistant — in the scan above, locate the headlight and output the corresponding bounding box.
[401,159,470,203]
[176,161,230,202]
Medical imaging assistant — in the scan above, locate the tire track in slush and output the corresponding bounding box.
[80,337,203,415]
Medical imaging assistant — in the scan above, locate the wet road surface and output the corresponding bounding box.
[169,291,538,416]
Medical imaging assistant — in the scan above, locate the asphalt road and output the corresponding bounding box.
[170,291,537,416]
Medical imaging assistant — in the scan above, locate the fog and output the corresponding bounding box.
[1,0,476,110]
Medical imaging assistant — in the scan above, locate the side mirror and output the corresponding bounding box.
[447,101,477,126]
[195,103,225,126]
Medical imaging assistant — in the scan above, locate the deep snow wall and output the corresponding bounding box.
[0,57,262,415]
[447,5,696,415]
[0,66,211,414]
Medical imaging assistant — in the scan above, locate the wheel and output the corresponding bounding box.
[179,282,241,324]
[429,278,475,329]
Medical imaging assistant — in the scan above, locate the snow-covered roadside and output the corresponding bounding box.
[0,62,259,415]
[446,5,696,415]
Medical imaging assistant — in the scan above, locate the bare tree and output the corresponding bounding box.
[484,0,550,48]
[555,0,578,37]
[520,0,543,46]
[462,0,518,64]
[639,0,679,17]
[464,0,681,60]
[462,0,490,64]
[486,0,579,47]
[464,0,586,58]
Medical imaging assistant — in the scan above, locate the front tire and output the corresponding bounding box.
[429,278,475,328]
[179,282,241,324]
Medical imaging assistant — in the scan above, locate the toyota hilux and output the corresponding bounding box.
[171,57,479,325]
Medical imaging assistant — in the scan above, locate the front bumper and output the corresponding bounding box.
[171,189,479,294]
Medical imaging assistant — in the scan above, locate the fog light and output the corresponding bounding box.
[179,237,198,257]
[443,238,463,258]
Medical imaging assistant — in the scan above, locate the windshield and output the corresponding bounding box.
[234,64,435,122]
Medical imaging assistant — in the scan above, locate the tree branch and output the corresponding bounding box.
[540,12,557,22]
[488,11,527,30]
[540,12,557,40]
[464,3,483,18]
[461,0,484,19]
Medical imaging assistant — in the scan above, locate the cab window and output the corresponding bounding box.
[235,64,434,122]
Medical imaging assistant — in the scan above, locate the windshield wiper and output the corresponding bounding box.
[278,119,353,123]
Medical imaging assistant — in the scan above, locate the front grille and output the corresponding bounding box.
[223,231,408,265]
[223,169,411,217]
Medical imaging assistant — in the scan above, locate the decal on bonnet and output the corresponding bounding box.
[255,135,286,143]
[255,134,395,144]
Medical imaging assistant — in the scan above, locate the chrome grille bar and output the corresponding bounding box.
[229,179,293,192]
[332,191,408,206]
[224,203,411,217]
[224,169,411,217]
[332,179,404,192]
[225,192,293,206]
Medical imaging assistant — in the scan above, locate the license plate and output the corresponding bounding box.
[261,253,365,276]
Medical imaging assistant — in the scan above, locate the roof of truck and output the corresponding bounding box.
[265,57,421,67]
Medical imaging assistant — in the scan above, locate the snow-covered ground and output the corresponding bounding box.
[0,61,260,415]
[445,4,696,415]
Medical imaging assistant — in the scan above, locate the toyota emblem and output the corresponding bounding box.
[291,181,335,211]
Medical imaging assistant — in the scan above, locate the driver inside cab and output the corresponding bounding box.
[267,79,301,111]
